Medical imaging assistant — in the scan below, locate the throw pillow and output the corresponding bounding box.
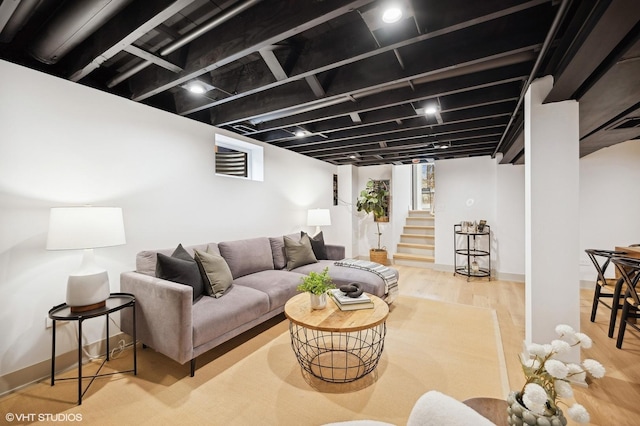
[156,244,204,302]
[194,248,233,298]
[301,230,328,260]
[284,233,318,270]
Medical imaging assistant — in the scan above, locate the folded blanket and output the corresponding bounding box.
[334,259,398,304]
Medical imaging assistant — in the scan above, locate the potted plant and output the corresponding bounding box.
[356,179,389,265]
[296,267,335,309]
[508,324,605,425]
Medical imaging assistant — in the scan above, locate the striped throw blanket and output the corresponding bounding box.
[333,259,399,304]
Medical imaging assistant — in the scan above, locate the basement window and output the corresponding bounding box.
[214,134,264,181]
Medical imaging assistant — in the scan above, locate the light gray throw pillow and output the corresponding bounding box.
[194,247,233,298]
[284,233,318,270]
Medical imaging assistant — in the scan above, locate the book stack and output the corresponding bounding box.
[329,289,374,311]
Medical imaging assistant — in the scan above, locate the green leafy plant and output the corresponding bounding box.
[356,179,389,250]
[296,267,335,295]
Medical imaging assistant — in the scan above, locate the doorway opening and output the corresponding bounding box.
[412,162,435,213]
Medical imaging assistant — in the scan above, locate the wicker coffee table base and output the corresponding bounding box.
[288,322,387,383]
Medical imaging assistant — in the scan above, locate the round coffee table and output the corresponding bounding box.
[284,292,389,383]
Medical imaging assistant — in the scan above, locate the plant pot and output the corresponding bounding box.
[370,249,388,265]
[507,392,567,426]
[374,215,389,223]
[309,293,327,310]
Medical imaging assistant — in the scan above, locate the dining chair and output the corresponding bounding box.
[611,257,640,349]
[585,249,627,337]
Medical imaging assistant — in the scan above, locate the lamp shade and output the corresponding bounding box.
[307,209,331,227]
[46,207,126,250]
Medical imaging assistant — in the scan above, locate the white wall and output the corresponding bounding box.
[495,163,526,276]
[433,156,498,269]
[0,60,345,380]
[391,165,412,255]
[431,139,640,282]
[579,140,640,280]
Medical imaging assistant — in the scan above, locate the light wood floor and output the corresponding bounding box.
[396,265,640,426]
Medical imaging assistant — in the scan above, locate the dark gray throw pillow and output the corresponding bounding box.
[156,244,203,302]
[301,231,328,260]
[284,233,318,270]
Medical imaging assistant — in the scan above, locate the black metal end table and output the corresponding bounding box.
[49,292,136,405]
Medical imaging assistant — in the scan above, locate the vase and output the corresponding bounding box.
[309,293,327,309]
[506,392,567,426]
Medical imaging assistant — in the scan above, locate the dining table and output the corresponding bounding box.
[615,245,640,277]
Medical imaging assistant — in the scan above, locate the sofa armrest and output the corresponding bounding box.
[120,271,194,365]
[325,244,345,260]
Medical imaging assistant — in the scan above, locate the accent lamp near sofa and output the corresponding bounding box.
[121,232,399,376]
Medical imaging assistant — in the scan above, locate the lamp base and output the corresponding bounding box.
[66,269,110,311]
[70,300,107,313]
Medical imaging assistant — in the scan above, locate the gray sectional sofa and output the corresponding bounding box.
[120,234,399,376]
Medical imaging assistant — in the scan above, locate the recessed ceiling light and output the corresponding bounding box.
[295,131,305,137]
[382,6,402,23]
[424,105,438,115]
[349,155,357,159]
[187,82,206,94]
[439,143,449,149]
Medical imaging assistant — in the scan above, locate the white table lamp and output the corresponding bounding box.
[47,207,126,312]
[307,209,331,236]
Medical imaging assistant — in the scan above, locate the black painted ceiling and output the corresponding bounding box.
[1,0,638,166]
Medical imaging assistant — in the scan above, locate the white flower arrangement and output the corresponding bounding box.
[518,324,605,424]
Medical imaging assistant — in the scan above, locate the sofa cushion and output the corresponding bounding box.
[194,247,233,298]
[155,244,204,302]
[219,237,274,279]
[269,233,300,270]
[284,233,317,270]
[192,285,270,348]
[233,270,304,310]
[302,230,328,260]
[269,236,287,270]
[137,243,214,276]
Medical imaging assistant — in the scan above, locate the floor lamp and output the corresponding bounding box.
[47,207,126,312]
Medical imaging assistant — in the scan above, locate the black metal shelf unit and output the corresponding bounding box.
[453,224,491,281]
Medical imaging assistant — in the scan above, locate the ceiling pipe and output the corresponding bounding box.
[0,0,42,43]
[491,0,572,158]
[30,0,132,64]
[107,0,261,88]
[160,0,261,56]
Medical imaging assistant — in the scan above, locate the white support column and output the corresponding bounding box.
[524,76,580,355]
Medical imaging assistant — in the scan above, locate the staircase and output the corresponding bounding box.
[393,210,435,268]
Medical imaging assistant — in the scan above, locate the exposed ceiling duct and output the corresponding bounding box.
[0,0,42,43]
[29,0,132,64]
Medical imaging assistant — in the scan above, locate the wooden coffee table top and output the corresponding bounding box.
[284,292,389,332]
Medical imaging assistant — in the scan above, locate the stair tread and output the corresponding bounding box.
[401,234,435,238]
[393,253,435,262]
[404,225,435,229]
[397,243,435,249]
